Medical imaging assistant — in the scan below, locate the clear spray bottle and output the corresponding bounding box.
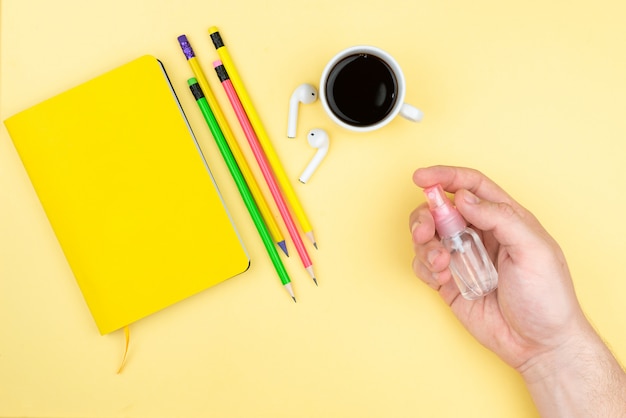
[423,184,498,300]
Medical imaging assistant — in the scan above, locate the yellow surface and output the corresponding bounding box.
[1,0,625,417]
[4,55,250,335]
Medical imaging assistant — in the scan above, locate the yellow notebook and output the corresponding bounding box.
[4,55,250,335]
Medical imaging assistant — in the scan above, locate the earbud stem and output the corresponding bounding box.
[287,97,298,138]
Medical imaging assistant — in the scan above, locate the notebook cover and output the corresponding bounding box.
[4,55,250,335]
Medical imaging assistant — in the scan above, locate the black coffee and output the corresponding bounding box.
[325,53,398,127]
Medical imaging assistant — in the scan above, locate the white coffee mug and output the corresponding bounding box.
[319,45,423,132]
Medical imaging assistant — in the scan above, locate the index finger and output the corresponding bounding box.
[412,165,516,206]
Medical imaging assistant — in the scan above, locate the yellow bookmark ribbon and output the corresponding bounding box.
[116,325,130,374]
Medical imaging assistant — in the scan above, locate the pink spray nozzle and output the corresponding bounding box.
[423,184,466,238]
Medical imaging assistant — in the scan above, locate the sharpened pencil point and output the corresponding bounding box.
[305,266,316,286]
[284,282,296,302]
[305,231,318,249]
[277,241,289,257]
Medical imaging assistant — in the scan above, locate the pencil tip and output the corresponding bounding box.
[292,296,297,303]
[277,241,289,257]
[305,231,318,249]
[313,278,318,286]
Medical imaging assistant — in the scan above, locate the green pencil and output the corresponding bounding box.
[188,78,295,302]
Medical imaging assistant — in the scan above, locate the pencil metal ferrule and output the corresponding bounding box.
[209,30,224,49]
[188,78,204,101]
[214,62,229,83]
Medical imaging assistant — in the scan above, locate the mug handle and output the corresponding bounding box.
[400,103,424,122]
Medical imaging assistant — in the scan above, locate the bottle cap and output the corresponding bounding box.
[423,184,466,238]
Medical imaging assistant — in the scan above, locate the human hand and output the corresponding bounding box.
[409,166,589,371]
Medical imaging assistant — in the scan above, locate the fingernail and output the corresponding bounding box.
[463,190,480,204]
[410,221,419,234]
[427,249,440,267]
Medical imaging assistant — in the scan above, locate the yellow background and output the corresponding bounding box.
[1,0,625,417]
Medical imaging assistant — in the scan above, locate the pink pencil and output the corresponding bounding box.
[213,60,317,285]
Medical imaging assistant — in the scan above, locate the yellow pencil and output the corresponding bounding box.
[177,35,288,256]
[208,27,318,249]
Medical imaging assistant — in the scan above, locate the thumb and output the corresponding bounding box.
[454,189,538,249]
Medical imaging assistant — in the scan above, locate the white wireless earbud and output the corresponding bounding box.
[287,84,318,138]
[299,129,329,184]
